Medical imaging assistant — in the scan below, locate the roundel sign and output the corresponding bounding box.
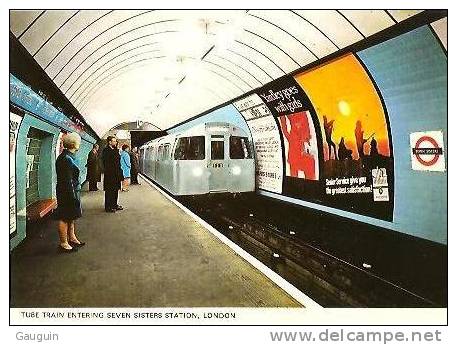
[410,131,445,171]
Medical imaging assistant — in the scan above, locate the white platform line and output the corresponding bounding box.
[139,174,322,310]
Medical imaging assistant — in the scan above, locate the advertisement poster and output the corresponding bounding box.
[233,94,283,193]
[295,54,394,220]
[10,112,23,236]
[256,76,322,200]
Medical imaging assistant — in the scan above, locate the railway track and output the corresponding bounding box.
[179,194,442,307]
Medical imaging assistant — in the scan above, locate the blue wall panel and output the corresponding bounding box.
[357,26,447,244]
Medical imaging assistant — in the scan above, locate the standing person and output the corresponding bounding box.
[86,144,100,191]
[55,132,85,253]
[130,147,140,185]
[102,136,123,213]
[120,144,131,191]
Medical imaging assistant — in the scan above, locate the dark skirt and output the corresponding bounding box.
[55,190,82,221]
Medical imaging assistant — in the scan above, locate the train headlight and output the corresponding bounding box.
[232,166,241,175]
[192,167,203,177]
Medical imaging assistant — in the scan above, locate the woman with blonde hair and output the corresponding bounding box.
[55,132,85,253]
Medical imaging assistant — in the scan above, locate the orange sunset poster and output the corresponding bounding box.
[294,53,393,220]
[295,53,391,174]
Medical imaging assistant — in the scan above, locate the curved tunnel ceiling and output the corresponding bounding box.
[10,9,423,136]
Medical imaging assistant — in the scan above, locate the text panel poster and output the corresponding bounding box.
[233,94,283,193]
[10,112,23,236]
[256,76,323,200]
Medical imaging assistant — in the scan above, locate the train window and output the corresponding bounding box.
[174,136,205,160]
[211,141,224,160]
[151,146,157,161]
[158,145,164,160]
[163,144,170,160]
[230,136,252,159]
[152,146,158,161]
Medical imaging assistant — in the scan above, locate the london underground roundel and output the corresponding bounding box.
[410,131,446,171]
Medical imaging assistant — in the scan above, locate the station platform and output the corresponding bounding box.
[10,176,301,308]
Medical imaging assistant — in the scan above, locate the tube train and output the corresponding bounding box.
[139,122,255,195]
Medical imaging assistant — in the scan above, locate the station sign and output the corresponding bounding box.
[410,131,446,172]
[9,74,95,143]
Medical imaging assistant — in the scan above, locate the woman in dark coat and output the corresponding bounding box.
[55,132,85,253]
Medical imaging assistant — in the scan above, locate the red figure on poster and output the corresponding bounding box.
[280,112,316,180]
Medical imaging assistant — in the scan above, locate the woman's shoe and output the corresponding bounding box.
[58,245,78,253]
[69,240,86,247]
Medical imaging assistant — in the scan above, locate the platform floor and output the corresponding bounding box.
[10,176,301,308]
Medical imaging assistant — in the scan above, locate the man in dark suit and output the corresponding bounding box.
[86,144,101,191]
[102,136,123,212]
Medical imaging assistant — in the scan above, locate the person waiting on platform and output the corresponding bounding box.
[102,136,123,212]
[86,143,100,191]
[120,144,131,192]
[130,147,140,185]
[55,132,85,253]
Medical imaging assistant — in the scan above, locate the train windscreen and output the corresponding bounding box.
[174,136,205,160]
[230,136,252,159]
[211,141,224,160]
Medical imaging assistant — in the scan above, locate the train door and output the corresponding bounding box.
[151,145,157,180]
[156,145,163,183]
[208,134,228,192]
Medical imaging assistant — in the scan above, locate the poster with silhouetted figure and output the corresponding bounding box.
[295,53,394,221]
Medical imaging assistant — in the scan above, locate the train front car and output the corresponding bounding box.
[172,122,255,195]
[206,122,255,194]
[139,122,255,195]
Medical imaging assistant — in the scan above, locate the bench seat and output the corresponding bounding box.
[26,198,57,222]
